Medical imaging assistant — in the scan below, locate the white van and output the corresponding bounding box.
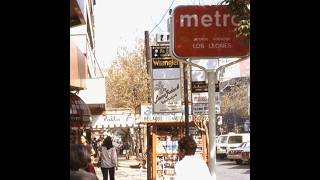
[216,133,250,158]
[226,133,250,154]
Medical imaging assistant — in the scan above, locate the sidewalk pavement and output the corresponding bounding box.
[94,155,147,180]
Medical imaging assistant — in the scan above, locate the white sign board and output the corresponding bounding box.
[192,103,209,115]
[153,79,182,113]
[192,92,208,103]
[192,70,206,82]
[141,105,184,122]
[153,68,180,79]
[191,59,218,70]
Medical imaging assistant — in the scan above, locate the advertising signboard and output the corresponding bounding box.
[171,5,249,58]
[153,79,182,113]
[152,45,182,113]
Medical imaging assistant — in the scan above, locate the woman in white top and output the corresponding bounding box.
[100,136,118,180]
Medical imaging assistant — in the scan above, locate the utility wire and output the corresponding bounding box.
[149,0,175,34]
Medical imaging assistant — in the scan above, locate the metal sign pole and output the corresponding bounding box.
[184,62,189,136]
[207,70,216,177]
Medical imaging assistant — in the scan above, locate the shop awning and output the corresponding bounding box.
[70,93,91,126]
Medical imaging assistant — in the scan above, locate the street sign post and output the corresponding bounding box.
[170,5,250,178]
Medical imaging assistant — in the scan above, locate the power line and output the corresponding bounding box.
[151,19,164,32]
[156,25,164,32]
[149,0,175,34]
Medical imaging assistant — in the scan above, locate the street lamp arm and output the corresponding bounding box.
[173,58,207,72]
[216,55,250,74]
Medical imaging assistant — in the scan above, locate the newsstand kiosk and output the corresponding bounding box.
[147,122,207,180]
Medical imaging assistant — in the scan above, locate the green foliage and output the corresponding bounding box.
[221,0,250,42]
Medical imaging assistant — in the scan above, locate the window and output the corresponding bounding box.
[220,136,228,143]
[228,136,242,143]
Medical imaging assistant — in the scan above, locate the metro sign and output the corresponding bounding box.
[171,5,249,58]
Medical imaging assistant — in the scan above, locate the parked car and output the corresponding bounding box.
[217,133,250,159]
[241,144,250,164]
[216,134,229,159]
[227,141,250,164]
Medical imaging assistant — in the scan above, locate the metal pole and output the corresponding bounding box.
[144,31,151,75]
[144,31,152,104]
[184,62,189,137]
[208,70,216,177]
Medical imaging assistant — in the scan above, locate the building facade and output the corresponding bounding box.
[70,0,105,144]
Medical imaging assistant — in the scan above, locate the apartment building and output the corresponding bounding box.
[70,0,105,144]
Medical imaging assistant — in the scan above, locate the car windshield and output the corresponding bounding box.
[228,136,242,143]
[220,136,228,143]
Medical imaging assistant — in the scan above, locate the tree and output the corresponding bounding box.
[105,38,150,158]
[105,38,150,109]
[221,0,250,43]
[220,77,249,132]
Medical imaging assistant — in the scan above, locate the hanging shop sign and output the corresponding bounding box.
[191,81,208,92]
[192,92,208,103]
[151,46,171,59]
[153,68,180,79]
[192,103,209,115]
[152,58,179,69]
[141,104,183,122]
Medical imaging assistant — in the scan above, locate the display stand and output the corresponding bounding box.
[149,123,207,180]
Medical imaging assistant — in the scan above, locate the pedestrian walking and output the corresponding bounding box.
[174,135,213,180]
[70,144,99,180]
[92,137,99,158]
[100,136,118,180]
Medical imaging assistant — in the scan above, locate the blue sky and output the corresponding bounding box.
[94,0,221,69]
